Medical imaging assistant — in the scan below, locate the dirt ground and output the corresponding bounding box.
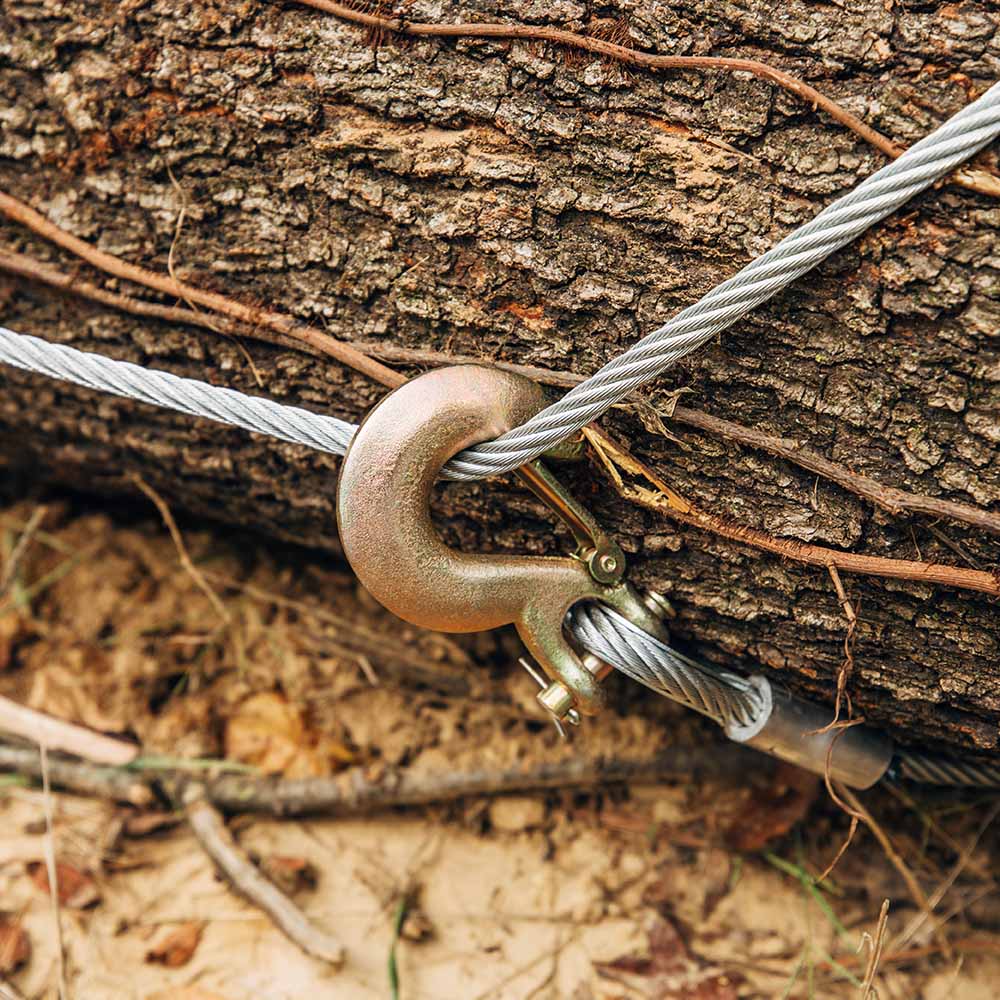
[0,490,999,1000]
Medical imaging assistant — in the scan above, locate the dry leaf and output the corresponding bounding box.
[257,854,318,896]
[595,913,741,999]
[145,922,203,968]
[0,919,30,974]
[724,764,819,853]
[224,691,353,778]
[27,861,100,908]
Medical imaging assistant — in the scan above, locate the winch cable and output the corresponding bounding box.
[893,748,1000,788]
[0,328,996,788]
[568,602,764,729]
[2,83,1000,786]
[0,328,358,458]
[440,79,1000,480]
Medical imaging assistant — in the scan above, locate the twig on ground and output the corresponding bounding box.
[0,739,758,812]
[0,695,138,767]
[198,746,756,816]
[859,899,890,1000]
[39,747,68,1000]
[584,427,1000,598]
[837,784,941,954]
[356,655,380,686]
[0,745,152,804]
[289,0,1000,197]
[0,505,46,600]
[184,790,345,965]
[817,935,1000,974]
[131,474,230,624]
[885,937,1000,966]
[0,513,73,556]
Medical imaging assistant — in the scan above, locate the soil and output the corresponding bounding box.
[0,491,999,999]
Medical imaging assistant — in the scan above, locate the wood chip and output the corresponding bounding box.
[144,922,203,968]
[0,921,29,975]
[27,861,100,908]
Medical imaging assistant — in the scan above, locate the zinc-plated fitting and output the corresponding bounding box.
[536,651,608,725]
[726,677,894,790]
[537,681,577,722]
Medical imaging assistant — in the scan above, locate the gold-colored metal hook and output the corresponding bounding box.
[336,365,666,719]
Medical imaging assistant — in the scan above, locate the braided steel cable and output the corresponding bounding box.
[0,328,357,457]
[445,80,1000,479]
[4,327,1000,787]
[568,603,765,729]
[894,748,1000,788]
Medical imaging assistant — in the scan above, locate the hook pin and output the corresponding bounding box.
[519,658,577,739]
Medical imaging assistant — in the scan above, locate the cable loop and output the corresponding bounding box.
[567,603,767,731]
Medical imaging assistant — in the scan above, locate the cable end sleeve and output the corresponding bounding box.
[726,676,894,789]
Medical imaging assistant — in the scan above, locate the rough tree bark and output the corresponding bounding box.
[0,0,997,753]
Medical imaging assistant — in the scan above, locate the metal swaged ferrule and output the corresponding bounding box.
[726,676,895,789]
[335,364,666,719]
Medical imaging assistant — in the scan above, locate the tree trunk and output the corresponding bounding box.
[0,0,998,753]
